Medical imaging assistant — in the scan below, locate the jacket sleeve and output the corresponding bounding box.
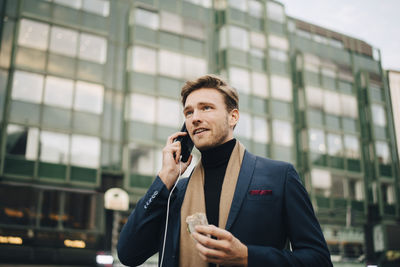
[247,165,333,267]
[117,176,170,266]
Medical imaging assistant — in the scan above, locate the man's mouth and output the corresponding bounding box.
[193,128,208,135]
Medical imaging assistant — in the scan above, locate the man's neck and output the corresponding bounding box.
[201,139,236,168]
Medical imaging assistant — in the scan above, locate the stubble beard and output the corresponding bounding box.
[195,117,231,151]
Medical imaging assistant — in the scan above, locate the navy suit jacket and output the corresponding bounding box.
[117,151,333,266]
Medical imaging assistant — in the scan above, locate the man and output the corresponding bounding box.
[117,75,333,267]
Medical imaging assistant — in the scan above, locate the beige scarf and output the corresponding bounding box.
[179,141,245,267]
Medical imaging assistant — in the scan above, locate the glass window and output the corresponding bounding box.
[129,144,155,175]
[306,86,323,109]
[40,190,60,228]
[229,67,250,94]
[327,133,342,156]
[321,66,336,78]
[270,75,292,102]
[130,46,157,74]
[6,125,38,160]
[82,0,110,17]
[297,29,312,39]
[311,168,331,197]
[18,19,49,51]
[12,71,44,104]
[344,135,360,158]
[79,33,107,64]
[184,0,212,8]
[133,8,159,30]
[74,81,104,114]
[348,179,363,200]
[159,50,183,78]
[54,0,82,9]
[70,135,100,168]
[330,38,344,48]
[39,131,69,164]
[249,0,263,17]
[251,72,268,98]
[272,120,293,146]
[269,48,287,62]
[268,34,289,50]
[228,0,247,11]
[309,128,326,153]
[183,19,205,39]
[129,93,156,123]
[324,91,341,115]
[63,193,96,230]
[44,76,74,108]
[49,26,78,57]
[160,11,183,34]
[253,116,268,143]
[375,141,391,164]
[331,175,345,198]
[235,112,252,139]
[371,104,386,127]
[183,56,207,80]
[219,26,227,50]
[250,31,266,49]
[341,94,358,118]
[381,184,395,204]
[229,26,249,51]
[157,98,181,127]
[266,1,285,23]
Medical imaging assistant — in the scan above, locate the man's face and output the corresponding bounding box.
[183,88,238,151]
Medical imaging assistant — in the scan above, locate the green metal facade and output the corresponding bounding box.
[0,0,399,265]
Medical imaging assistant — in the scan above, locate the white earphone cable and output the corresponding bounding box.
[160,160,182,267]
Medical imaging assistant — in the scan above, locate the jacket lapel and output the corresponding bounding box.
[225,151,256,231]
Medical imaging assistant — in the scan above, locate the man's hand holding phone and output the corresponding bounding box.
[158,130,193,190]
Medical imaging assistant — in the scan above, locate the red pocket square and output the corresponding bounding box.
[249,189,272,195]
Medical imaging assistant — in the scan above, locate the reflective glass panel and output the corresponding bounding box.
[156,98,181,127]
[309,128,326,153]
[12,71,44,103]
[306,86,323,109]
[371,104,386,127]
[250,31,266,49]
[229,67,250,93]
[327,133,342,156]
[269,48,287,62]
[272,120,293,146]
[251,72,268,98]
[344,135,360,158]
[229,26,249,51]
[79,33,107,64]
[341,94,358,118]
[133,8,159,29]
[49,26,78,57]
[70,135,100,168]
[129,93,156,123]
[252,116,268,143]
[44,76,74,108]
[235,112,252,139]
[63,193,95,230]
[160,11,183,34]
[18,19,49,51]
[159,50,183,78]
[324,91,341,115]
[82,0,110,17]
[183,19,205,39]
[311,168,331,197]
[228,0,247,11]
[249,0,263,17]
[266,1,285,23]
[270,75,292,102]
[268,34,289,50]
[39,131,69,164]
[375,141,390,164]
[129,144,154,175]
[74,81,104,114]
[6,125,38,160]
[54,0,82,9]
[131,46,157,74]
[183,56,207,80]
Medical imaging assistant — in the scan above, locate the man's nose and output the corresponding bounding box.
[191,109,201,123]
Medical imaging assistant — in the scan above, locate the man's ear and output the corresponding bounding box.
[229,109,239,128]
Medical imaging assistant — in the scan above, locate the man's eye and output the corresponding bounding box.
[203,106,211,110]
[185,111,193,117]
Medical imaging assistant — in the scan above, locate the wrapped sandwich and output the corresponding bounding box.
[186,212,208,234]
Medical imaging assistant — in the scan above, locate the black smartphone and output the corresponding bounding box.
[174,123,194,162]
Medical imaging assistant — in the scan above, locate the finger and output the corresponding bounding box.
[192,232,223,251]
[195,225,231,240]
[195,240,226,262]
[166,131,187,145]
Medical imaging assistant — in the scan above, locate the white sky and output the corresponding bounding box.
[278,0,400,71]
